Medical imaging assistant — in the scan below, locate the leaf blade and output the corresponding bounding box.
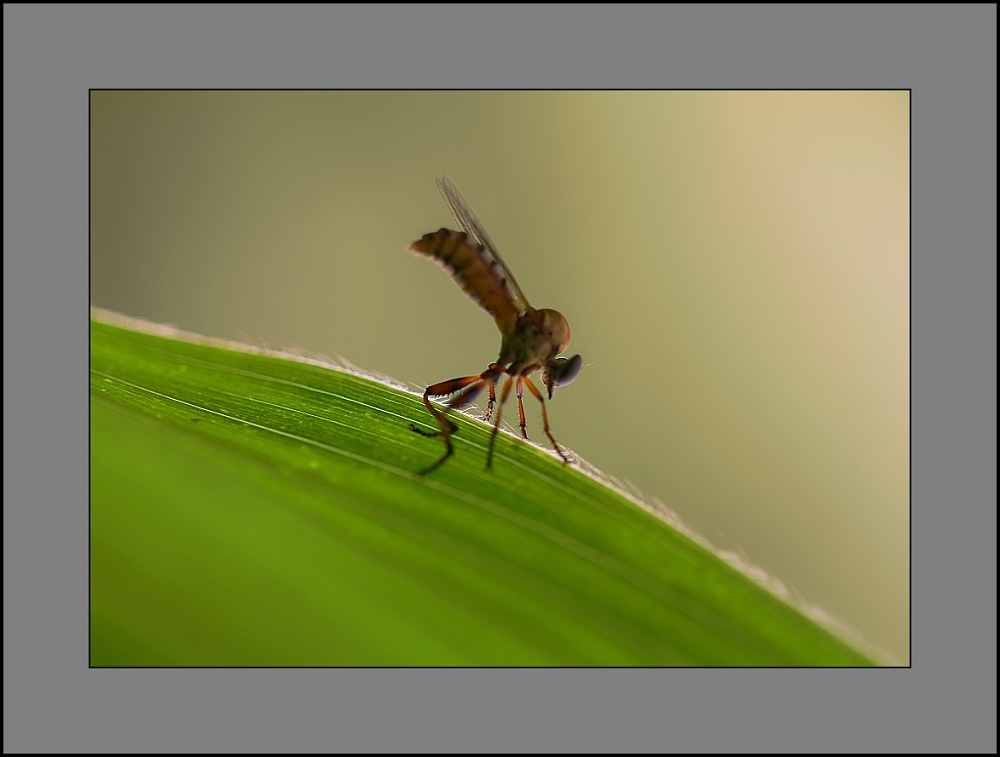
[90,316,873,666]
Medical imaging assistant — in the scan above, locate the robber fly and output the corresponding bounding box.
[408,177,583,474]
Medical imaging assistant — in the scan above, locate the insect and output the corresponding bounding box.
[408,177,583,474]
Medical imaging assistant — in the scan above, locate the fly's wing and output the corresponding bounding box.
[410,228,521,336]
[436,177,532,312]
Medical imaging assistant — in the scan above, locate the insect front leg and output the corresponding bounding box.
[522,377,571,465]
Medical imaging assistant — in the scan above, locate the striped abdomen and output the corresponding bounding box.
[410,228,521,335]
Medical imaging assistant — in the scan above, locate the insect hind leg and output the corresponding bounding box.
[409,370,496,474]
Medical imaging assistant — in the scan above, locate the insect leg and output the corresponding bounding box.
[486,375,514,469]
[411,375,482,437]
[484,380,497,422]
[483,362,503,422]
[515,377,528,439]
[522,377,571,464]
[409,374,483,475]
[447,380,487,409]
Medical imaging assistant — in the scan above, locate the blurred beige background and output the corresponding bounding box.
[90,91,909,663]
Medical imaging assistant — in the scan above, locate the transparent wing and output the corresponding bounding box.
[436,176,531,311]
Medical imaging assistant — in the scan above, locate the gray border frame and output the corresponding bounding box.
[6,4,996,753]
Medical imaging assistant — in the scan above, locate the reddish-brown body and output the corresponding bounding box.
[408,178,582,474]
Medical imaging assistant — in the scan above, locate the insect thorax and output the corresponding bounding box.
[499,308,571,375]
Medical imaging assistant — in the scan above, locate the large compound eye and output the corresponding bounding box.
[548,354,582,388]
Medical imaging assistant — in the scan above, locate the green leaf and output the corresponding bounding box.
[90,313,873,666]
